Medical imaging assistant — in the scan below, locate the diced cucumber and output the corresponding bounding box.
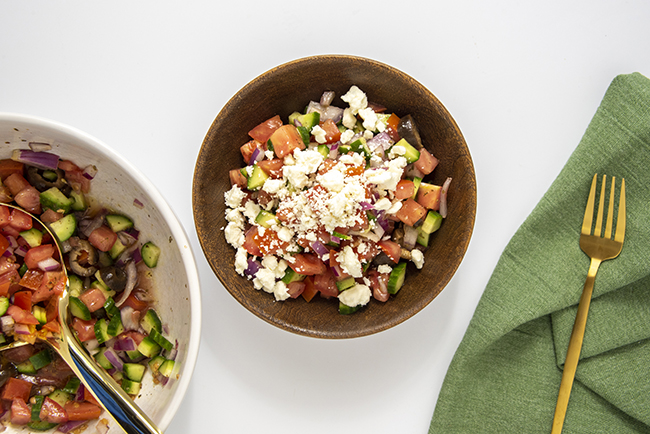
[27,421,58,432]
[29,349,52,370]
[420,211,443,234]
[69,296,91,321]
[149,328,173,352]
[141,242,161,268]
[123,363,146,382]
[48,389,72,407]
[68,274,83,298]
[296,112,320,129]
[336,276,356,292]
[246,164,269,191]
[148,355,166,374]
[416,228,430,248]
[338,301,362,315]
[331,231,351,241]
[412,177,423,199]
[0,296,9,316]
[288,111,301,126]
[317,144,329,158]
[19,228,43,247]
[350,138,371,160]
[121,378,141,396]
[387,262,407,294]
[107,312,124,337]
[103,297,121,319]
[126,349,143,360]
[32,305,47,324]
[40,187,74,214]
[105,214,134,233]
[255,210,279,228]
[140,309,162,334]
[338,144,351,154]
[62,377,81,395]
[16,360,36,374]
[31,395,45,422]
[392,138,420,164]
[48,213,77,242]
[69,190,87,211]
[94,318,111,344]
[109,236,127,259]
[296,126,311,145]
[159,359,175,378]
[94,347,113,370]
[137,336,161,358]
[42,170,58,181]
[281,268,306,285]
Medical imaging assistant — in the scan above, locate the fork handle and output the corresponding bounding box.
[551,257,602,433]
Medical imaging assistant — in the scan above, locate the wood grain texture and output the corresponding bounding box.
[192,55,476,339]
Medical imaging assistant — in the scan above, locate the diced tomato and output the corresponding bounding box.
[0,159,24,182]
[286,281,306,299]
[1,377,33,402]
[0,234,8,257]
[248,115,283,143]
[40,208,64,223]
[275,207,296,225]
[318,158,338,175]
[121,330,146,346]
[229,169,248,189]
[19,268,44,291]
[414,148,438,175]
[354,240,379,264]
[120,294,148,312]
[9,208,32,231]
[83,386,100,406]
[10,397,31,425]
[395,198,427,226]
[14,186,41,214]
[240,139,265,164]
[377,240,401,264]
[289,253,327,276]
[270,124,305,159]
[40,396,69,424]
[314,268,338,298]
[12,291,32,311]
[395,179,415,200]
[2,345,34,364]
[57,160,80,172]
[24,244,55,269]
[88,225,117,252]
[45,295,59,322]
[79,287,107,312]
[32,270,66,303]
[72,318,97,342]
[257,159,284,179]
[64,401,103,421]
[0,206,10,228]
[0,267,21,297]
[0,185,11,203]
[416,182,442,210]
[2,173,30,196]
[318,119,342,144]
[242,226,263,256]
[385,113,401,141]
[301,276,318,302]
[368,269,390,302]
[43,320,60,333]
[7,305,39,325]
[246,226,289,256]
[62,169,91,193]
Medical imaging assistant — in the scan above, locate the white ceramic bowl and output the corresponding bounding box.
[0,113,201,432]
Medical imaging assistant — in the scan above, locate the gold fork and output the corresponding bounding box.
[551,174,626,433]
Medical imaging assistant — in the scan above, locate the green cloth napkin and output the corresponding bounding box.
[429,72,650,434]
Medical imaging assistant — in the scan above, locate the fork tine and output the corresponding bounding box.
[604,177,615,239]
[615,178,626,242]
[593,174,606,236]
[582,174,598,235]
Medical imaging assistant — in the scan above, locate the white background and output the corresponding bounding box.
[1,1,649,433]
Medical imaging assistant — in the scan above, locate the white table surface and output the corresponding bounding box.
[1,1,649,433]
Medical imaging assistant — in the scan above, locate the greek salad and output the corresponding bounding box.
[224,85,451,314]
[0,146,175,432]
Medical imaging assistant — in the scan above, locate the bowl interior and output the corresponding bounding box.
[193,55,476,339]
[0,113,201,431]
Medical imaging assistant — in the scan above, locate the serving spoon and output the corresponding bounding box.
[0,204,162,434]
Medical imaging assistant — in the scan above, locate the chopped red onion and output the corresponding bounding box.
[1,316,15,334]
[103,347,124,371]
[359,201,373,210]
[14,245,28,257]
[404,164,424,179]
[83,338,100,353]
[293,118,303,127]
[244,258,261,278]
[330,235,341,244]
[117,231,138,247]
[306,101,324,116]
[28,142,52,152]
[330,141,340,151]
[38,257,61,272]
[75,383,86,401]
[6,236,17,249]
[11,149,59,170]
[367,131,393,152]
[2,249,12,258]
[249,147,264,166]
[114,335,137,352]
[82,164,98,180]
[403,224,418,250]
[320,90,335,106]
[322,106,344,123]
[115,261,137,307]
[14,324,31,335]
[133,198,144,209]
[309,240,329,259]
[57,420,87,433]
[330,265,340,277]
[440,177,452,218]
[120,306,141,331]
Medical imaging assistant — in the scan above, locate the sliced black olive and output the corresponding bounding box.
[25,166,70,194]
[99,266,127,293]
[397,114,423,149]
[68,238,98,277]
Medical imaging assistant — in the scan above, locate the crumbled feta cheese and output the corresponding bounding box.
[225,208,244,226]
[341,85,368,115]
[276,226,294,243]
[387,201,403,215]
[411,249,425,269]
[359,107,379,132]
[311,125,327,144]
[283,149,324,189]
[317,168,345,193]
[338,284,371,307]
[224,185,246,208]
[265,150,275,160]
[234,247,248,275]
[243,200,261,223]
[246,165,254,177]
[262,178,284,195]
[340,129,355,144]
[378,264,392,274]
[224,222,245,248]
[273,281,290,301]
[388,145,406,159]
[363,130,374,141]
[342,108,357,129]
[339,152,365,166]
[337,245,363,278]
[374,197,392,211]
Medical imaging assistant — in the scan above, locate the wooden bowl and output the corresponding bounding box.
[192,55,476,339]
